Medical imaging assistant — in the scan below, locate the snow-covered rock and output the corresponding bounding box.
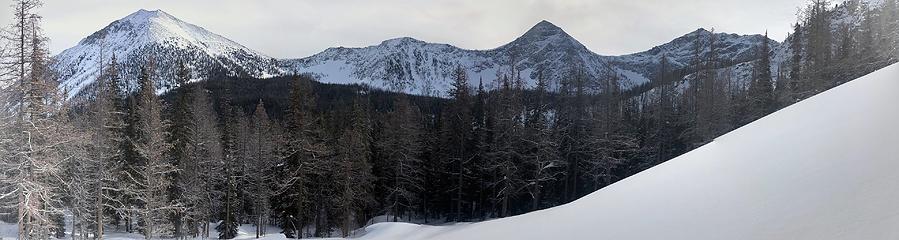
[333,62,899,239]
[284,21,777,97]
[53,9,281,99]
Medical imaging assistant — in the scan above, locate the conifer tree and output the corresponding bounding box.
[216,100,242,240]
[442,66,474,221]
[377,95,424,221]
[248,99,277,238]
[746,33,777,123]
[273,77,330,238]
[335,97,374,237]
[128,62,174,240]
[166,60,193,239]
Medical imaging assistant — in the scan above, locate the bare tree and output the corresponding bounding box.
[124,63,175,240]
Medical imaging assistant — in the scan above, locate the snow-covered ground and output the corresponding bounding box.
[327,62,899,239]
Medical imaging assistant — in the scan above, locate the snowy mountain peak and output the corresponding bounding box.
[527,20,566,36]
[507,20,585,50]
[379,37,427,47]
[123,9,172,22]
[55,9,282,99]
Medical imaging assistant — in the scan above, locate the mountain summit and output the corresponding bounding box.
[54,9,282,99]
[508,20,582,48]
[514,20,572,43]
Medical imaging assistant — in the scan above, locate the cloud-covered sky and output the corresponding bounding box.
[1,0,808,58]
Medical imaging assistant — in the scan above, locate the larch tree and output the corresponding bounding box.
[0,3,72,238]
[486,74,525,218]
[520,73,562,211]
[248,99,277,238]
[127,62,174,240]
[185,82,222,238]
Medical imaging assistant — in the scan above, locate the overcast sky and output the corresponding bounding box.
[1,0,809,58]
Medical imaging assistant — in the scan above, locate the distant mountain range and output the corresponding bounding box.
[53,9,783,99]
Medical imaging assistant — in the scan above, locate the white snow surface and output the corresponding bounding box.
[336,63,899,240]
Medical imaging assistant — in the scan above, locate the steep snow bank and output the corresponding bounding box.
[346,63,899,240]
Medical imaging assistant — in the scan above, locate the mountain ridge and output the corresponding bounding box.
[53,11,779,98]
[282,20,779,96]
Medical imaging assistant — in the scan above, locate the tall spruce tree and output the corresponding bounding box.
[442,66,474,221]
[377,95,424,222]
[335,97,374,237]
[248,99,277,238]
[273,77,330,238]
[746,32,776,122]
[166,60,193,239]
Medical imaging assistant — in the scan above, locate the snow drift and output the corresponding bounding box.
[347,63,899,240]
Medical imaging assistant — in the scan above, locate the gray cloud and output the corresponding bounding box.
[0,0,807,58]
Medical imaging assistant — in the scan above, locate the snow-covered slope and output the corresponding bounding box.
[53,9,282,98]
[341,63,899,239]
[284,21,776,97]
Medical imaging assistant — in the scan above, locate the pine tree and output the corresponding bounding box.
[216,95,245,239]
[879,0,899,57]
[166,60,193,239]
[746,32,777,122]
[273,77,330,238]
[647,55,680,166]
[377,95,424,221]
[804,0,834,91]
[335,97,375,237]
[83,54,127,239]
[441,66,474,222]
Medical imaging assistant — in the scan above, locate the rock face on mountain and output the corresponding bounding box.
[283,21,779,97]
[53,9,281,99]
